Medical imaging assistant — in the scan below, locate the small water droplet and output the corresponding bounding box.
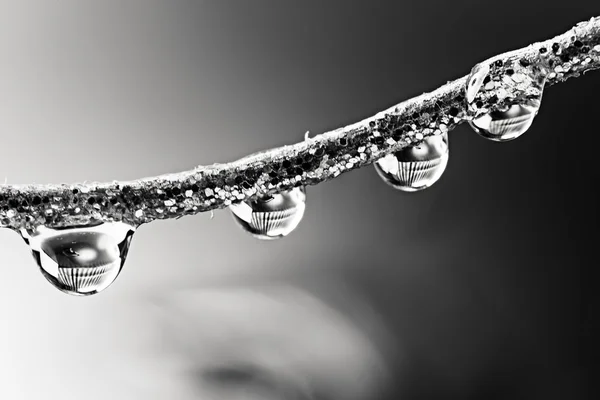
[20,221,135,296]
[468,100,540,142]
[374,132,449,192]
[465,59,547,142]
[229,187,306,240]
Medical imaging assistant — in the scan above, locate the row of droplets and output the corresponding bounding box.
[18,57,547,296]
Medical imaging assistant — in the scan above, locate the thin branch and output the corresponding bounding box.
[2,16,600,231]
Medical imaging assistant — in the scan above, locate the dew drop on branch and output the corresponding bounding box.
[229,187,306,240]
[374,132,449,192]
[465,58,548,142]
[20,221,136,296]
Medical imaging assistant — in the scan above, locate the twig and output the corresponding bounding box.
[2,16,599,231]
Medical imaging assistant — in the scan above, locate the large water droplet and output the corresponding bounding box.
[374,132,449,192]
[230,187,306,240]
[20,221,135,296]
[465,58,547,142]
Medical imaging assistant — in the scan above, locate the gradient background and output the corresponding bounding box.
[0,1,598,399]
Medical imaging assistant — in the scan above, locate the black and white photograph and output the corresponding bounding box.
[0,1,598,399]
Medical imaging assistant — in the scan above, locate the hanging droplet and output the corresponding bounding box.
[465,58,547,142]
[229,187,306,240]
[20,221,135,296]
[374,132,449,192]
[468,101,540,141]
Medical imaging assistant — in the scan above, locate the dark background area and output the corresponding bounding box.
[0,1,598,399]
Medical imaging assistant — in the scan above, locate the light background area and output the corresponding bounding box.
[0,1,597,399]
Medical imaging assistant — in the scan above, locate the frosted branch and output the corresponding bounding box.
[2,16,599,231]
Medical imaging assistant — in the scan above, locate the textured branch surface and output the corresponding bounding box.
[2,17,600,231]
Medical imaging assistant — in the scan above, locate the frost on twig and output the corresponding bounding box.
[1,16,599,231]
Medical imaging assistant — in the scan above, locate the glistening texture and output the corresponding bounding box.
[1,16,599,231]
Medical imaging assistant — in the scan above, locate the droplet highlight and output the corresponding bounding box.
[374,132,449,192]
[229,187,306,240]
[465,63,491,105]
[21,221,135,296]
[465,58,547,142]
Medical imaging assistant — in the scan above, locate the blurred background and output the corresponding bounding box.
[0,1,598,399]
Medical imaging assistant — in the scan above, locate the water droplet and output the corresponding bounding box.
[20,221,135,296]
[229,187,306,240]
[468,100,540,142]
[465,59,547,142]
[374,132,449,192]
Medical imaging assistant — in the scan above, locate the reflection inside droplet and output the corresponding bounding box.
[374,132,449,192]
[229,187,306,240]
[469,101,540,142]
[20,221,135,296]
